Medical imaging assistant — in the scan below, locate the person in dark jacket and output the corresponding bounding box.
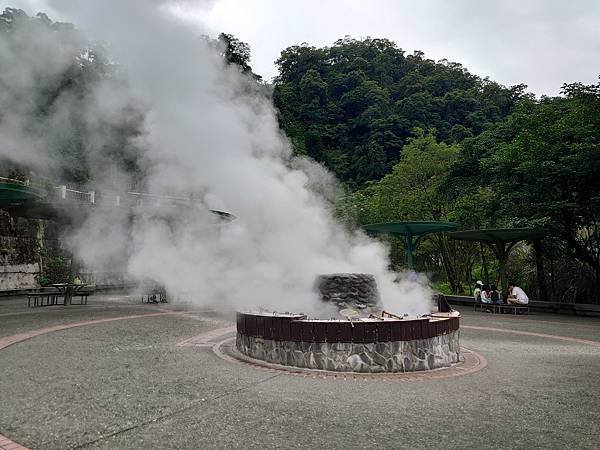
[490,284,501,304]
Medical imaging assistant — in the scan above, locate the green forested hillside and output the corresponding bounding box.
[273,36,600,303]
[0,10,259,185]
[342,82,600,300]
[0,8,144,183]
[273,37,528,186]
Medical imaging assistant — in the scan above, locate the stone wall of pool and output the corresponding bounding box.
[235,312,460,373]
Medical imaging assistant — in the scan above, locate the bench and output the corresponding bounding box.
[141,287,167,304]
[71,285,96,305]
[27,285,95,307]
[445,295,599,317]
[473,297,529,315]
[473,298,497,313]
[477,302,529,315]
[494,303,529,315]
[27,292,48,307]
[27,290,63,307]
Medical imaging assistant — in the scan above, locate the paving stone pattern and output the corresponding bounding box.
[0,297,599,449]
[236,330,460,373]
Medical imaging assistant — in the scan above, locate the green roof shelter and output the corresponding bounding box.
[363,221,458,270]
[0,179,46,207]
[448,228,547,295]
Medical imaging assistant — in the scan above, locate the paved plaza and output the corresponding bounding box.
[0,294,599,449]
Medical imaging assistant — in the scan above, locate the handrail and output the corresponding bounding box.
[53,185,88,195]
[1,179,227,212]
[0,176,29,186]
[127,191,200,202]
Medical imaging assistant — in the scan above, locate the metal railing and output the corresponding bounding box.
[1,176,223,212]
[50,184,205,208]
[0,176,29,186]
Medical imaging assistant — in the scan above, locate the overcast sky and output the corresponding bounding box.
[7,0,600,95]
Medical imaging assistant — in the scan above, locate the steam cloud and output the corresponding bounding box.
[2,0,432,315]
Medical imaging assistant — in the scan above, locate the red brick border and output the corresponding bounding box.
[461,325,600,348]
[0,312,184,351]
[0,311,190,449]
[212,337,488,381]
[0,435,29,450]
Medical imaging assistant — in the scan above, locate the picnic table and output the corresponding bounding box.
[26,283,90,307]
[26,287,59,307]
[50,283,91,305]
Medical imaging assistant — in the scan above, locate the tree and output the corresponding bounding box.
[443,80,600,301]
[216,33,261,80]
[482,82,600,283]
[343,132,475,292]
[0,8,144,184]
[273,37,526,186]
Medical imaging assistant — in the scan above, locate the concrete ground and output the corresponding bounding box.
[0,294,598,449]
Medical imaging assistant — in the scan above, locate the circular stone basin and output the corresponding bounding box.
[236,311,460,373]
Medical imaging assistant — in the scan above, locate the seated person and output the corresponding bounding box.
[480,285,492,304]
[507,283,529,305]
[473,280,483,301]
[489,285,501,304]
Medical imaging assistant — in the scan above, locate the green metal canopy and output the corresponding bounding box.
[448,228,547,244]
[449,228,548,294]
[0,181,46,207]
[363,221,458,269]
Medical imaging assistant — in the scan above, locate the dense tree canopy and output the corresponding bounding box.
[273,37,528,186]
[0,10,261,185]
[0,8,144,184]
[447,81,600,282]
[215,32,262,80]
[272,36,599,302]
[343,80,600,301]
[343,132,481,293]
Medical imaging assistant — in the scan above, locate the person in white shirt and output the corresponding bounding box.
[508,283,529,305]
[480,285,492,304]
[473,280,483,301]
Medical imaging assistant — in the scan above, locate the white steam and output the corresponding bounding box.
[3,1,433,315]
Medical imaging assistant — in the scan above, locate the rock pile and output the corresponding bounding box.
[315,273,380,310]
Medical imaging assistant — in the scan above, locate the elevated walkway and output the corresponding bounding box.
[0,178,235,222]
